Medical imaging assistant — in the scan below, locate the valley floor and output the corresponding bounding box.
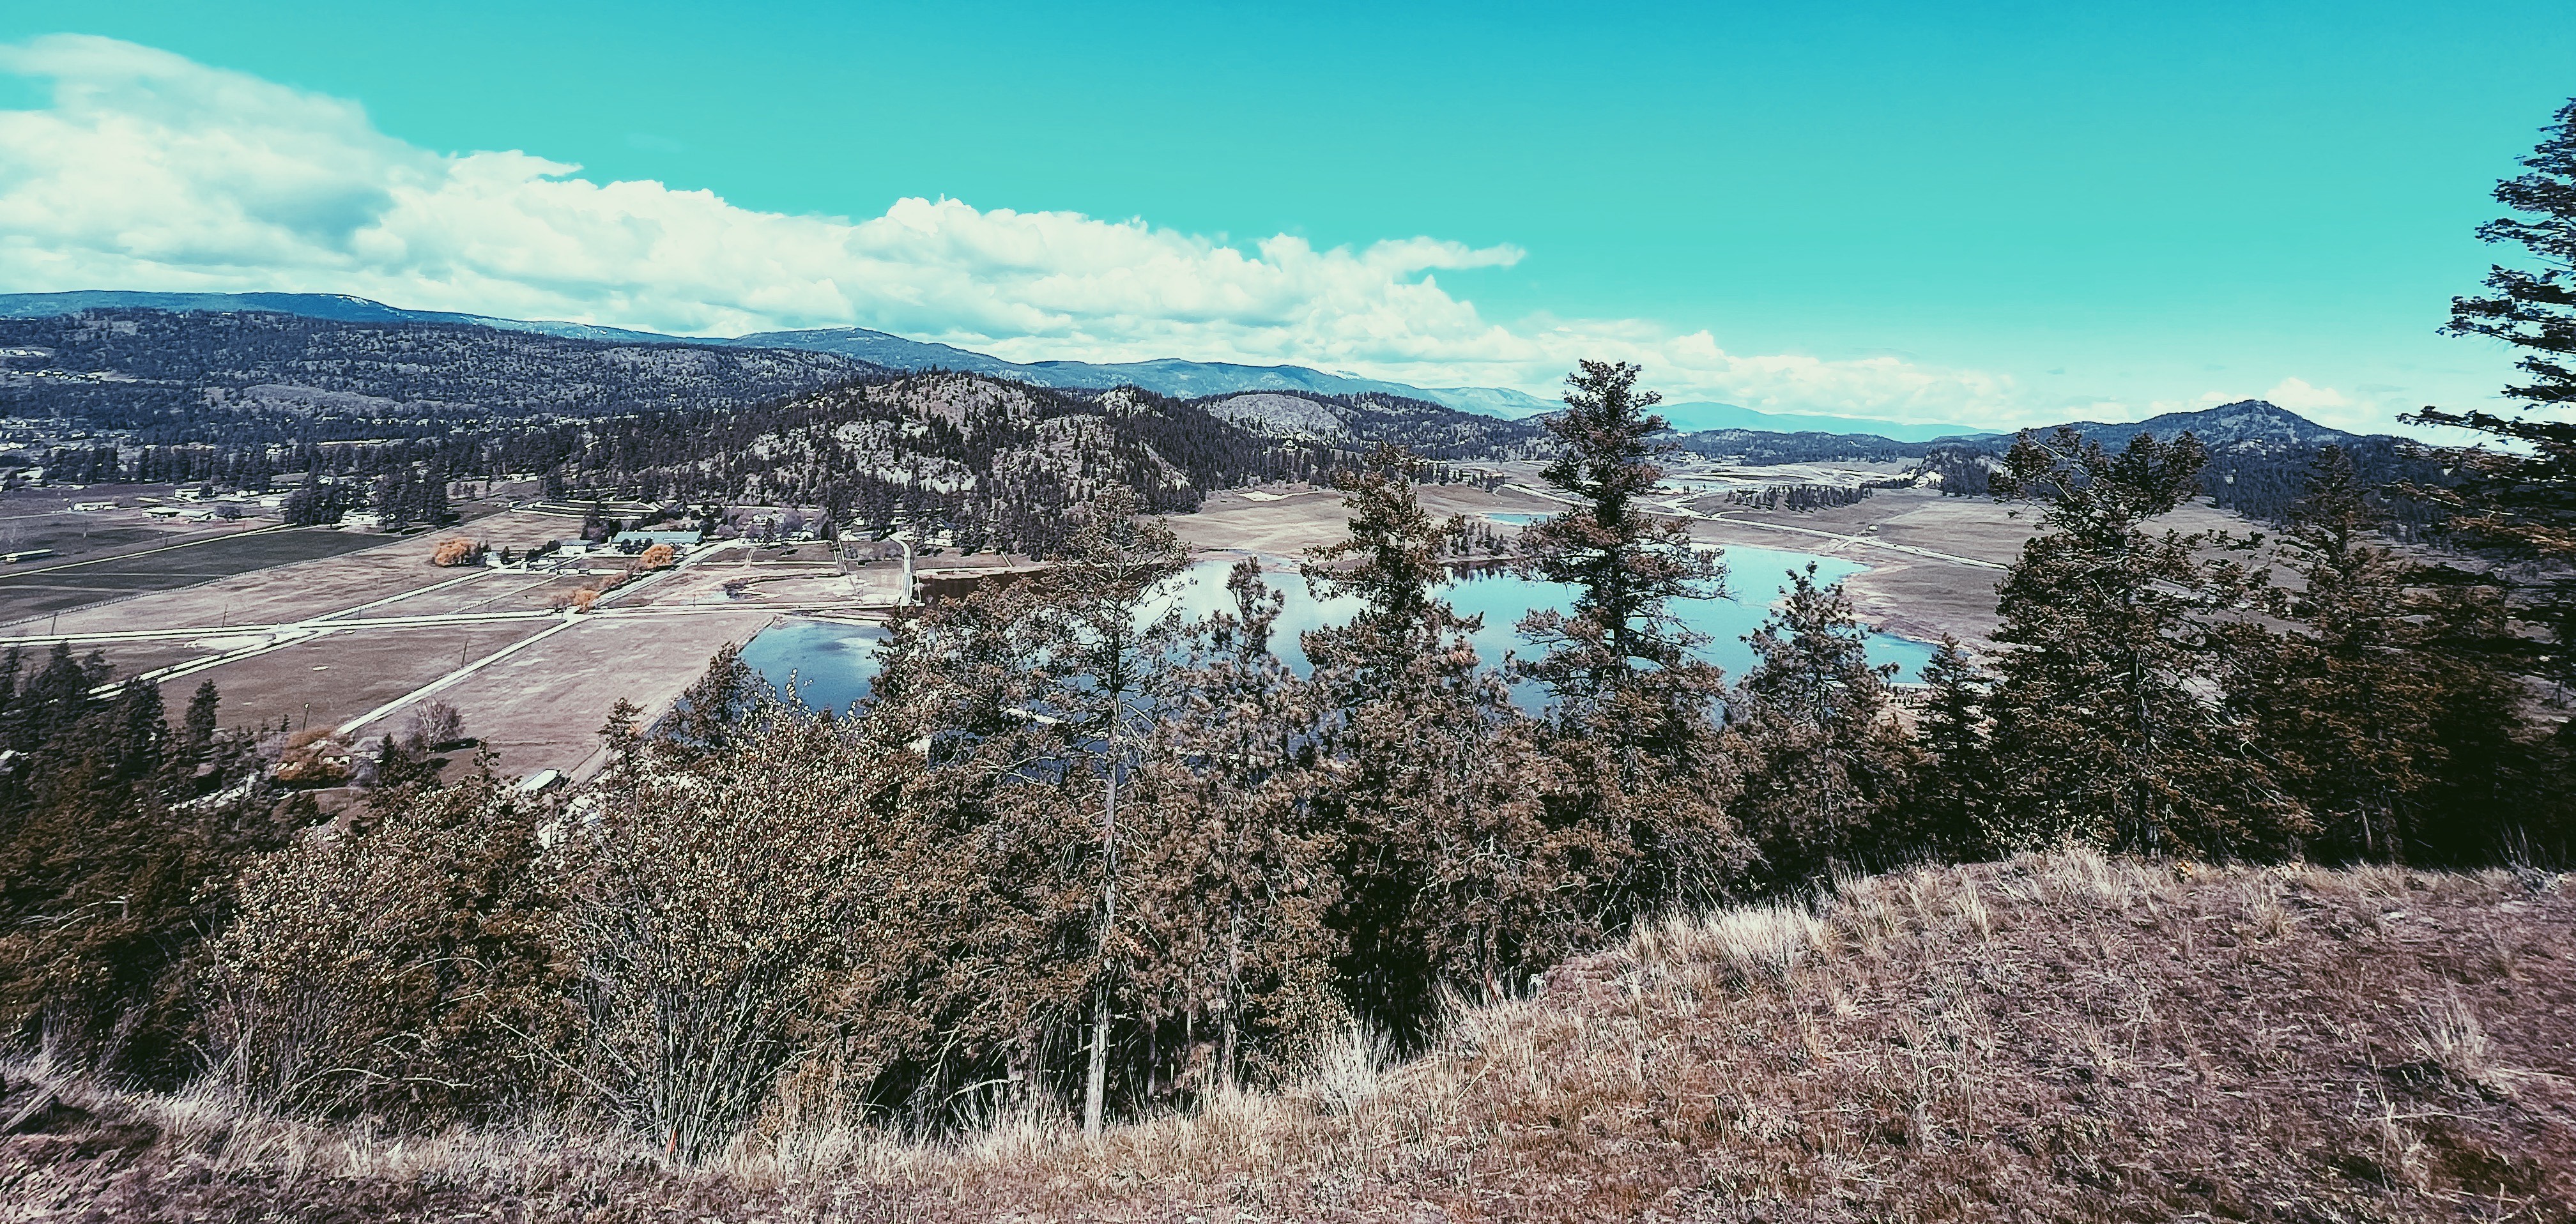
[7,850,2570,1221]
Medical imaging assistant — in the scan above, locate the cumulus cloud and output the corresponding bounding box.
[0,34,2359,429]
[2253,378,2352,415]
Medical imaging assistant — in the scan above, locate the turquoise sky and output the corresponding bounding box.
[4,2,2572,431]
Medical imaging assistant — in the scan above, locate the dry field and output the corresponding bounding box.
[1176,481,1569,559]
[2,512,909,777]
[6,850,2569,1221]
[1710,490,2265,645]
[0,521,386,626]
[1,481,2255,781]
[1181,481,2260,648]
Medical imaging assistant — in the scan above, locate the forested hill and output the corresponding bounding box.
[1197,389,1549,459]
[0,309,877,431]
[1906,401,2442,530]
[2050,399,2363,450]
[0,309,1526,552]
[521,376,1314,553]
[496,379,1538,552]
[1669,399,2437,530]
[0,292,1565,417]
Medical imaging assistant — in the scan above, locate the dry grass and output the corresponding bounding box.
[8,849,2575,1221]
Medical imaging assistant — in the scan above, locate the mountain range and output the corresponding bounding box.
[0,291,1977,441]
[0,295,2422,537]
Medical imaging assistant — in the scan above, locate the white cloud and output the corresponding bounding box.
[2254,378,2349,414]
[0,34,2379,430]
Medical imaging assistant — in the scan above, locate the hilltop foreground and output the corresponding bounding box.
[4,850,2570,1222]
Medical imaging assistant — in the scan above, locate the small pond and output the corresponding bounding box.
[740,545,1936,714]
[735,618,892,716]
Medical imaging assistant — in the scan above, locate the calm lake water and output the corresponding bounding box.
[740,545,1937,714]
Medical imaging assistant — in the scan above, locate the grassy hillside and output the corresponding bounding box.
[6,850,2569,1221]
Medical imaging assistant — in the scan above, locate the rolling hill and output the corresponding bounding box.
[0,291,1959,438]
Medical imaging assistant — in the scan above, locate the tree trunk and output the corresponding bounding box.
[1084,756,1120,1138]
[1083,986,1110,1138]
[1220,900,1243,1090]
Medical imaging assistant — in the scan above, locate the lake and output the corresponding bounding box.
[739,545,1938,714]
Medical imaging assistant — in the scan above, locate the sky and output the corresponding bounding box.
[0,2,2569,433]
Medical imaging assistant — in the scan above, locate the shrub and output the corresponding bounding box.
[558,707,911,1163]
[429,538,482,567]
[200,760,565,1122]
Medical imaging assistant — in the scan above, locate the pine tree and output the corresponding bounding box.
[2405,96,2576,797]
[2228,447,2542,863]
[1301,447,1578,1024]
[1512,361,1745,919]
[180,678,220,761]
[1516,361,1728,753]
[1303,445,1467,668]
[0,666,291,1080]
[1725,564,1920,887]
[1027,490,1192,1136]
[1135,559,1339,1092]
[1905,637,1997,860]
[1982,428,2296,857]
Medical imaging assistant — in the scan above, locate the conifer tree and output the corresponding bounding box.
[1305,444,1469,669]
[1514,362,1745,918]
[1725,564,1919,887]
[1982,428,2295,857]
[1905,637,1997,859]
[2407,97,2576,769]
[1516,361,1728,753]
[1136,559,1338,1092]
[1302,447,1576,1024]
[2228,447,2540,862]
[1026,490,1192,1136]
[181,678,221,761]
[0,667,290,1080]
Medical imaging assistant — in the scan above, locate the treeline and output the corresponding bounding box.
[5,305,2467,542]
[5,363,2563,1167]
[1723,483,1873,512]
[1673,427,1934,465]
[1192,388,1551,461]
[0,651,305,1081]
[1926,434,2451,535]
[500,375,1318,555]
